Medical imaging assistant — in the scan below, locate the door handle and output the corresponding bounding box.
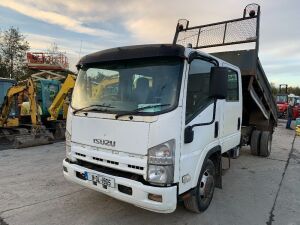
[214,121,219,138]
[237,117,241,130]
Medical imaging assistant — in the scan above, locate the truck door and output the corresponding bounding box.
[219,64,242,151]
[180,58,221,193]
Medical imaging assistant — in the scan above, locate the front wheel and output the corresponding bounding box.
[184,159,215,213]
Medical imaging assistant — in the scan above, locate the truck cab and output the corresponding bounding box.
[63,44,241,213]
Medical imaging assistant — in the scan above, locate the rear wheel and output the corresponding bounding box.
[260,131,272,157]
[184,159,215,213]
[250,130,261,156]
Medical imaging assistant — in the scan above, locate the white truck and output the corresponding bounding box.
[63,4,277,213]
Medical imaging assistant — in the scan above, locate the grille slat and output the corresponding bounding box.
[93,157,103,162]
[128,164,144,170]
[75,152,86,157]
[107,160,119,165]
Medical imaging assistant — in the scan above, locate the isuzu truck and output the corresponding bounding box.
[63,3,277,213]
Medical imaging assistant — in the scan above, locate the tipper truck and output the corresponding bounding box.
[63,3,277,213]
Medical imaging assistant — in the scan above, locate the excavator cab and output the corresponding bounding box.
[0,78,16,108]
[0,78,18,126]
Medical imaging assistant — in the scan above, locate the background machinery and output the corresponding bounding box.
[47,74,76,139]
[276,84,300,119]
[0,78,54,149]
[0,49,75,149]
[26,50,75,140]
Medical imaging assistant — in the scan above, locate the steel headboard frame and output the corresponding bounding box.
[173,3,260,56]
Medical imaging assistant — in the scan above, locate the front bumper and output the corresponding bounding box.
[63,159,177,213]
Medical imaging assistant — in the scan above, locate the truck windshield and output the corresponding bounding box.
[72,57,183,115]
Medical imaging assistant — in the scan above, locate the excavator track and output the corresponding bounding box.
[0,126,54,149]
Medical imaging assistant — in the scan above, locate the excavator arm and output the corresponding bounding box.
[0,79,39,127]
[48,74,76,121]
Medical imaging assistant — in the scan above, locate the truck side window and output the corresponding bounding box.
[186,59,215,122]
[226,69,239,101]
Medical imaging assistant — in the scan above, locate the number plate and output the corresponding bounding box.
[85,172,115,188]
[98,175,115,188]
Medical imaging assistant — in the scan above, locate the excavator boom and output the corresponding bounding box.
[48,74,76,121]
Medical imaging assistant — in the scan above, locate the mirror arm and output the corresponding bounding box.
[189,98,217,130]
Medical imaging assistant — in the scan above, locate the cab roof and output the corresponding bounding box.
[77,44,186,67]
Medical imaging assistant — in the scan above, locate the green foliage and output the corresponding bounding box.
[270,82,278,95]
[272,83,300,96]
[288,86,300,96]
[0,27,30,80]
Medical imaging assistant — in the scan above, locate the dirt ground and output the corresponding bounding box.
[0,120,299,225]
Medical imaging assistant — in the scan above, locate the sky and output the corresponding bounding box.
[0,0,299,86]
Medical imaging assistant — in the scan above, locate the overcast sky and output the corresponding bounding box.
[0,0,299,86]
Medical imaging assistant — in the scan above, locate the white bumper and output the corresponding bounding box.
[63,159,177,213]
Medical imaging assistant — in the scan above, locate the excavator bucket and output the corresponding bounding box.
[0,126,54,149]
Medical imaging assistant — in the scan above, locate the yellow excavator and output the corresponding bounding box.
[48,74,76,121]
[0,78,54,148]
[46,74,76,139]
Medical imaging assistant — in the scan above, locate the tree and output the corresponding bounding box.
[0,27,30,80]
[270,82,278,95]
[47,42,59,54]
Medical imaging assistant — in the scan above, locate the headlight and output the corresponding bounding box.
[148,165,174,184]
[147,139,175,185]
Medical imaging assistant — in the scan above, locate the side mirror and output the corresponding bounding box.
[209,67,228,99]
[184,126,194,143]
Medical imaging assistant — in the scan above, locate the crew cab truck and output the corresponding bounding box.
[63,3,277,213]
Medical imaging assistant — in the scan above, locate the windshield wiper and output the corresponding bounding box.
[73,104,115,115]
[115,104,170,119]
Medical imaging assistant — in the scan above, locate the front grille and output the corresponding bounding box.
[73,159,148,185]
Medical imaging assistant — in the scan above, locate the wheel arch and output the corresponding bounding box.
[192,145,222,189]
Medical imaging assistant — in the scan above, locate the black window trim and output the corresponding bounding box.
[225,68,239,102]
[71,56,185,117]
[185,54,218,124]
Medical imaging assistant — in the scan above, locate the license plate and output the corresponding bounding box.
[98,175,115,188]
[85,172,115,188]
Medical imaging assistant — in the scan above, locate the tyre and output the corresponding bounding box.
[260,131,272,157]
[250,130,261,156]
[184,159,215,213]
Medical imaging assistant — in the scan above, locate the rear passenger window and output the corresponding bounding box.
[227,69,239,101]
